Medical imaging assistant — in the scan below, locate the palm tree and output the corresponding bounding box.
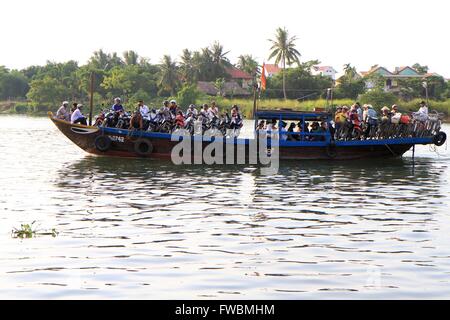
[179,49,196,83]
[159,55,179,96]
[210,41,231,79]
[89,49,109,70]
[343,63,357,80]
[268,27,301,99]
[236,54,259,78]
[123,50,139,65]
[210,41,230,65]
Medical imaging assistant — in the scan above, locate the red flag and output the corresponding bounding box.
[260,63,266,91]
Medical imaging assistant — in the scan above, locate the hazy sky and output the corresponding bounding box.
[1,0,449,77]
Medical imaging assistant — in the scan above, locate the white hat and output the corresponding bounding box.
[170,100,176,104]
[62,101,69,106]
[114,97,121,102]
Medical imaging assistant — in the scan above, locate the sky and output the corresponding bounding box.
[1,0,449,77]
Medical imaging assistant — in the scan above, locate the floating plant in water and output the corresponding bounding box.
[11,221,58,238]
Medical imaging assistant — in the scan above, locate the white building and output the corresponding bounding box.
[311,66,337,80]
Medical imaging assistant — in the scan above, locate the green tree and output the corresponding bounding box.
[263,66,333,100]
[210,41,231,78]
[123,50,139,66]
[268,27,301,99]
[214,78,226,97]
[27,76,70,106]
[158,55,179,96]
[236,54,259,78]
[335,63,366,99]
[101,65,158,101]
[179,49,196,84]
[412,63,428,74]
[334,78,366,100]
[359,89,398,108]
[88,49,123,70]
[177,83,201,108]
[0,68,29,100]
[343,63,359,81]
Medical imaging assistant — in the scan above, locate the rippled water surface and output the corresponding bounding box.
[0,115,449,299]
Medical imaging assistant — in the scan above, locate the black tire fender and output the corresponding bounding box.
[433,131,447,146]
[134,139,153,156]
[94,135,112,152]
[326,141,337,158]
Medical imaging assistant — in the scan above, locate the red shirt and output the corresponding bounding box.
[176,114,184,127]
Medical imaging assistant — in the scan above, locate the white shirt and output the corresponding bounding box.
[210,106,219,115]
[56,105,69,121]
[139,105,149,117]
[71,108,84,123]
[266,124,276,133]
[414,105,429,121]
[357,108,363,121]
[207,108,216,119]
[280,127,288,141]
[418,105,428,116]
[186,108,198,117]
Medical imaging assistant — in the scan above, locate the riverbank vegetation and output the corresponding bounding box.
[1,28,449,118]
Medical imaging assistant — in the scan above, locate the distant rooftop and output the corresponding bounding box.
[264,64,282,74]
[225,66,253,80]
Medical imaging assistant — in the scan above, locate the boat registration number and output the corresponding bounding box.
[109,136,125,143]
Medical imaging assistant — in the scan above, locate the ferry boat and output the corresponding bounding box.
[48,109,446,161]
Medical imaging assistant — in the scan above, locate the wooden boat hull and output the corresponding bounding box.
[49,113,433,161]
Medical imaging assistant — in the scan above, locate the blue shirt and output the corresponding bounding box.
[112,104,124,112]
[367,108,377,120]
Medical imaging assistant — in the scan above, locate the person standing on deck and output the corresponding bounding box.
[160,100,171,120]
[256,120,266,132]
[129,106,143,130]
[209,101,219,118]
[207,104,217,120]
[391,104,399,115]
[363,104,378,138]
[175,110,185,128]
[56,101,70,121]
[69,102,78,118]
[138,100,149,117]
[186,104,198,118]
[71,104,87,125]
[413,101,429,122]
[287,122,297,141]
[334,106,345,138]
[111,97,124,113]
[354,102,363,122]
[169,100,178,116]
[266,118,277,135]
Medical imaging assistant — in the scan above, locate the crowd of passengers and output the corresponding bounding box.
[56,97,243,135]
[331,101,431,140]
[56,98,433,140]
[256,101,432,141]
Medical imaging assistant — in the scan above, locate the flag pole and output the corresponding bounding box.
[88,72,94,126]
[253,81,258,126]
[255,62,266,130]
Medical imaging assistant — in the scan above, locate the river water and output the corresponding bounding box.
[0,115,449,299]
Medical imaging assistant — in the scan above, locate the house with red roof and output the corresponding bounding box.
[196,81,251,97]
[225,66,253,89]
[263,64,282,78]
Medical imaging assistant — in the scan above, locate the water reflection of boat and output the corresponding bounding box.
[49,109,446,161]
